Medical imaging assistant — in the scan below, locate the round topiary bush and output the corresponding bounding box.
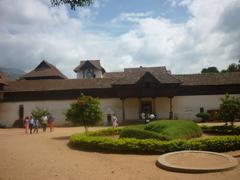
[120,120,202,140]
[119,127,169,140]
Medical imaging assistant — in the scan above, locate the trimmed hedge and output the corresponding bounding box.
[201,125,240,135]
[69,132,240,153]
[88,127,122,136]
[119,127,169,140]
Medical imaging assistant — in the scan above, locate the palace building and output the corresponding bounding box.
[0,60,240,127]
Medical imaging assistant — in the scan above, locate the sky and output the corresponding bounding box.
[0,0,240,78]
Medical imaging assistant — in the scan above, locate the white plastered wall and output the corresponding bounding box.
[125,98,139,120]
[0,100,75,127]
[0,98,123,127]
[172,94,240,120]
[1,94,240,127]
[99,98,122,124]
[155,97,171,119]
[77,69,103,79]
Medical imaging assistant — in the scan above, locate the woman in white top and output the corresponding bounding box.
[112,114,118,128]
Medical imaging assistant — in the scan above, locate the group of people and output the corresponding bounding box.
[141,112,156,123]
[23,115,55,134]
[110,112,155,127]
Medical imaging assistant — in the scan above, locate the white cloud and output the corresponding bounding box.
[111,11,153,23]
[0,0,240,78]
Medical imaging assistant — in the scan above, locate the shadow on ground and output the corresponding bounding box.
[52,136,70,140]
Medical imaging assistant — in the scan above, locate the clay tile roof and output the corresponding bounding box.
[113,66,181,85]
[0,71,9,85]
[174,72,240,85]
[103,72,125,78]
[4,78,117,92]
[21,60,67,80]
[74,60,105,72]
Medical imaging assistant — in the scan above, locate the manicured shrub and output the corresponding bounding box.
[69,132,240,153]
[144,120,202,140]
[201,125,240,135]
[196,112,210,121]
[119,127,169,140]
[88,127,122,136]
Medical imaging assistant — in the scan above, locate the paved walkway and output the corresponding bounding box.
[0,127,240,180]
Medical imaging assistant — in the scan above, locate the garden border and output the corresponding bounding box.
[69,128,240,154]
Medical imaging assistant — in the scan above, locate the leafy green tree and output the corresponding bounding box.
[65,94,103,132]
[51,0,93,10]
[219,94,240,126]
[222,60,240,73]
[31,107,51,123]
[201,67,219,73]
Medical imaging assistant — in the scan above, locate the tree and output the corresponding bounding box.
[219,94,240,126]
[227,63,239,72]
[222,60,240,73]
[31,107,51,123]
[65,94,103,132]
[201,67,219,74]
[51,0,93,10]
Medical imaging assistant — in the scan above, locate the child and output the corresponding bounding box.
[23,116,29,134]
[33,119,39,133]
[42,115,48,132]
[48,115,55,132]
[29,116,34,134]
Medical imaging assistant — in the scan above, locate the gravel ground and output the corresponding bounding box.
[0,127,240,180]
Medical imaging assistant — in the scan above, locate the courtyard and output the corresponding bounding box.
[0,127,240,180]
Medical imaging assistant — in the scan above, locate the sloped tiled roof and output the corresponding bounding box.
[2,65,240,92]
[74,60,105,72]
[4,78,117,92]
[0,71,10,85]
[113,66,181,85]
[174,72,240,85]
[104,72,125,78]
[21,60,67,80]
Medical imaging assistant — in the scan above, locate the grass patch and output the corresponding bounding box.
[145,120,202,140]
[120,127,168,140]
[120,120,202,140]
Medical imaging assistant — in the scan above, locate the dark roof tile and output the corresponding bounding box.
[21,60,67,80]
[174,72,240,85]
[74,60,105,72]
[4,78,117,92]
[113,66,181,85]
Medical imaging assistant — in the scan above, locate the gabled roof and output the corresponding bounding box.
[0,71,9,85]
[174,72,240,85]
[21,60,67,80]
[74,60,105,73]
[113,66,181,85]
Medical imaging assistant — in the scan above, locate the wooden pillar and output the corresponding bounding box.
[0,92,3,101]
[169,96,173,119]
[138,98,141,119]
[152,97,156,115]
[121,98,125,121]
